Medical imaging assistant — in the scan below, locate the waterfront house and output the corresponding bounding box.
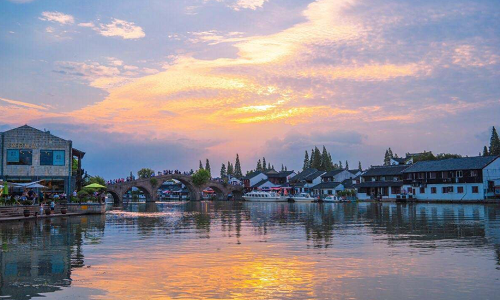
[266,170,296,185]
[242,171,268,191]
[290,168,325,194]
[311,182,344,196]
[402,156,500,201]
[0,125,85,195]
[355,165,408,200]
[251,179,281,191]
[321,169,355,183]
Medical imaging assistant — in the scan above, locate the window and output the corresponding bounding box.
[457,171,463,178]
[431,187,437,194]
[442,172,448,179]
[40,150,65,166]
[442,186,453,193]
[470,170,478,177]
[420,187,425,194]
[472,186,479,194]
[429,172,436,179]
[6,149,32,165]
[457,186,464,193]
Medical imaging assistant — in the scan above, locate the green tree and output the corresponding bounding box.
[483,146,489,156]
[383,150,390,165]
[199,160,204,170]
[256,159,262,171]
[262,157,267,171]
[320,146,329,171]
[234,154,243,177]
[227,161,233,176]
[192,169,210,187]
[339,161,343,169]
[138,168,154,178]
[489,126,500,156]
[311,146,322,169]
[205,159,211,177]
[268,162,271,170]
[281,164,284,171]
[358,161,362,171]
[345,161,349,170]
[303,151,309,170]
[220,163,226,178]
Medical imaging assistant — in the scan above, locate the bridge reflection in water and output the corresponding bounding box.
[1,202,500,299]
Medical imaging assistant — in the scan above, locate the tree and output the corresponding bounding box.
[234,154,242,177]
[227,161,233,176]
[383,150,390,166]
[192,169,210,187]
[84,175,106,186]
[262,157,267,171]
[285,166,287,171]
[310,149,315,168]
[345,161,349,170]
[268,163,271,170]
[220,163,226,178]
[205,159,211,177]
[320,146,331,171]
[199,160,204,170]
[281,164,284,171]
[138,168,154,178]
[311,147,322,169]
[256,159,262,171]
[303,151,310,170]
[489,126,500,156]
[339,161,343,169]
[358,161,362,171]
[483,146,489,156]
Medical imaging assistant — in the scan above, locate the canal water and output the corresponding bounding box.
[1,202,500,299]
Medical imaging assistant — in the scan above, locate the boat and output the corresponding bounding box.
[242,191,287,202]
[290,193,316,202]
[323,195,343,203]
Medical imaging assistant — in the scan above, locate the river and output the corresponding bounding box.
[1,201,499,299]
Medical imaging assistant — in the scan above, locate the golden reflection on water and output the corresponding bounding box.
[73,245,316,300]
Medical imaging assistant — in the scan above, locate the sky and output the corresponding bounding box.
[0,0,499,179]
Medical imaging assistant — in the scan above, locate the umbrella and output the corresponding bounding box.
[84,183,106,189]
[25,183,47,188]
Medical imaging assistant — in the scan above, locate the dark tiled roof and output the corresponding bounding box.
[312,182,342,189]
[391,157,406,163]
[267,170,294,178]
[242,171,264,180]
[321,170,344,178]
[349,170,360,175]
[354,181,404,188]
[403,156,498,173]
[362,165,409,177]
[290,168,318,182]
[292,182,306,187]
[251,179,269,188]
[305,170,325,181]
[341,178,354,188]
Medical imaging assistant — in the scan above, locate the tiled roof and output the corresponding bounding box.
[312,182,342,189]
[290,168,318,182]
[362,165,409,177]
[242,171,264,180]
[403,156,498,173]
[251,179,268,188]
[321,170,344,177]
[341,178,354,188]
[267,170,294,178]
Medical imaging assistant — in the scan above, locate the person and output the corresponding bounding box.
[39,202,44,216]
[73,190,77,197]
[50,200,55,211]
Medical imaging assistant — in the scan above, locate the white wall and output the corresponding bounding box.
[250,173,268,187]
[404,184,485,201]
[332,170,355,182]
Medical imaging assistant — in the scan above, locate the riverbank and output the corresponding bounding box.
[0,203,106,222]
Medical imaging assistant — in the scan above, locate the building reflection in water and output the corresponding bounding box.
[0,215,105,299]
[1,202,500,299]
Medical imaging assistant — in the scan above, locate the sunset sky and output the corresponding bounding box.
[1,0,499,178]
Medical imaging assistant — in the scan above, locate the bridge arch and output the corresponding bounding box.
[157,176,199,201]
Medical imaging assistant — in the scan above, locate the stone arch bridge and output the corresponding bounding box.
[106,174,244,204]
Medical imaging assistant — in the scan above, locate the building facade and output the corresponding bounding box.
[0,125,85,194]
[402,156,500,201]
[355,165,408,200]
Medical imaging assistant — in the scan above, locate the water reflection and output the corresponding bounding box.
[1,202,500,299]
[0,215,105,299]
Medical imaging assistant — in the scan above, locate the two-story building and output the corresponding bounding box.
[242,171,268,191]
[290,168,325,194]
[266,170,296,185]
[355,165,408,200]
[0,125,85,195]
[402,156,500,201]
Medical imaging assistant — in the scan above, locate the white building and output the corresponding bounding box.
[402,156,500,201]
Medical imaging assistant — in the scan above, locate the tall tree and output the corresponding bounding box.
[256,159,262,171]
[383,150,390,166]
[358,161,362,171]
[220,163,226,178]
[489,126,500,156]
[303,151,310,170]
[339,161,343,169]
[310,148,315,168]
[320,146,330,171]
[310,147,320,169]
[234,154,242,177]
[285,166,287,171]
[281,164,284,171]
[268,163,271,170]
[199,160,204,170]
[483,146,489,156]
[262,157,267,171]
[345,160,349,170]
[227,161,233,176]
[205,159,211,177]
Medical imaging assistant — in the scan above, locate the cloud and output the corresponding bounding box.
[0,97,48,110]
[231,0,268,11]
[7,0,35,3]
[94,19,145,40]
[39,11,74,25]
